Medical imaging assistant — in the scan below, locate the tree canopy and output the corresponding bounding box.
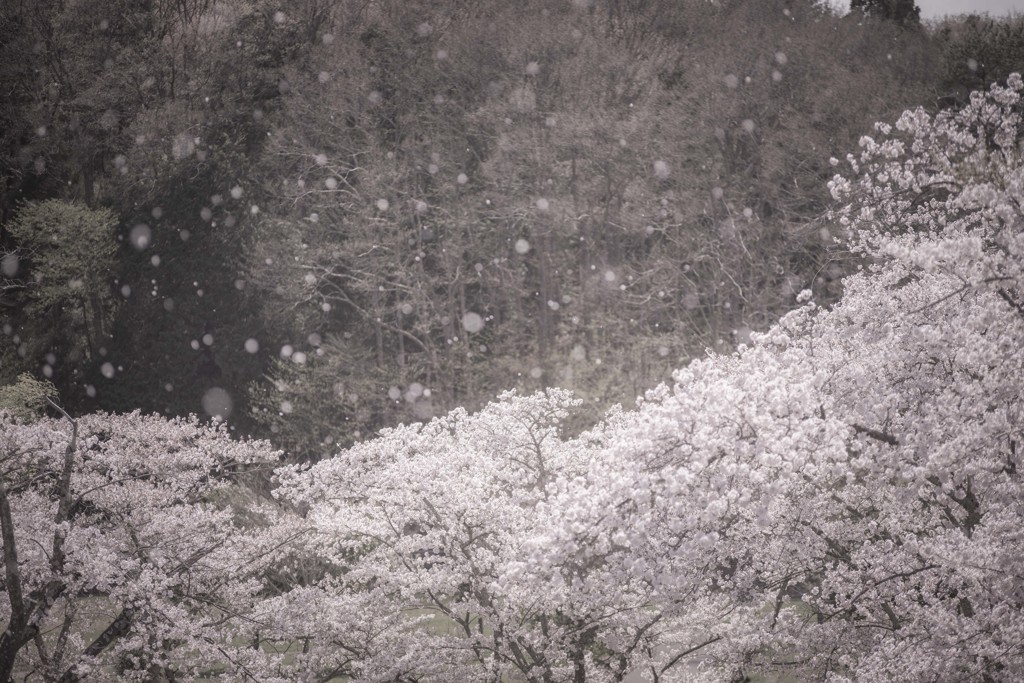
[1,3,1023,680]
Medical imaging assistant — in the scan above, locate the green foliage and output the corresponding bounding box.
[0,373,57,421]
[6,200,117,310]
[248,342,378,460]
[2,200,118,388]
[0,0,317,419]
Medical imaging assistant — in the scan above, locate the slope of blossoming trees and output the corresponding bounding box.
[272,76,1024,682]
[512,76,1024,680]
[3,76,1023,681]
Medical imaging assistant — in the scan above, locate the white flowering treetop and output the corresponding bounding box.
[0,409,300,682]
[272,389,604,682]
[523,76,1024,681]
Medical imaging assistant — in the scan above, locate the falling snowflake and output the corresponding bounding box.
[202,388,233,419]
[2,254,18,278]
[129,224,152,250]
[462,312,484,333]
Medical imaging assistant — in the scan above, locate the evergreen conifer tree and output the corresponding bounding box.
[851,0,921,26]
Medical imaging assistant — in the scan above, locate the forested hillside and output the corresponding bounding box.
[3,1,1024,681]
[2,69,1023,683]
[5,0,1021,458]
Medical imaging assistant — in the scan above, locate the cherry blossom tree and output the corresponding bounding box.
[273,388,615,682]
[521,75,1024,681]
[0,400,303,682]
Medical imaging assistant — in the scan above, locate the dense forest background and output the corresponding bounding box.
[2,0,1022,460]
